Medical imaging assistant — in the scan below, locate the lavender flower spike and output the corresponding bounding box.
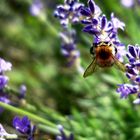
[117,84,138,99]
[54,0,84,27]
[60,30,80,68]
[117,44,140,104]
[80,0,101,18]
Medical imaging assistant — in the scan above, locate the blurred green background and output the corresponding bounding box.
[1,0,140,140]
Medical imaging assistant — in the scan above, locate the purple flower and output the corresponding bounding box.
[0,58,12,112]
[80,0,126,66]
[80,0,103,37]
[82,15,113,39]
[13,116,36,140]
[19,85,27,99]
[60,30,80,67]
[117,84,138,99]
[0,76,8,89]
[56,125,74,140]
[80,0,101,18]
[29,0,43,16]
[0,96,10,104]
[0,58,12,90]
[80,0,125,47]
[117,44,140,104]
[125,45,140,82]
[114,44,126,62]
[126,44,140,66]
[111,13,125,32]
[0,91,11,113]
[54,0,84,27]
[54,1,84,73]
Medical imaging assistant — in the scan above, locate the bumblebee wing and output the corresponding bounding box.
[83,58,97,78]
[113,57,126,72]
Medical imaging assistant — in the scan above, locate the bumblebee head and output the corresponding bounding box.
[90,41,117,57]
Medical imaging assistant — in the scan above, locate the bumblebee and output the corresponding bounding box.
[83,42,126,78]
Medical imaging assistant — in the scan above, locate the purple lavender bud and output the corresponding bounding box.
[0,76,8,89]
[135,63,140,67]
[0,91,11,113]
[91,29,100,35]
[13,116,35,140]
[111,13,125,31]
[126,67,138,75]
[83,25,93,32]
[109,33,116,39]
[128,45,137,58]
[88,0,95,13]
[136,77,140,82]
[83,26,100,35]
[80,0,101,22]
[54,0,84,27]
[13,116,30,134]
[0,96,10,104]
[19,85,27,99]
[100,15,107,30]
[80,0,101,18]
[92,18,98,25]
[59,30,80,68]
[0,93,11,114]
[105,22,113,32]
[129,58,136,64]
[126,44,140,68]
[81,19,92,24]
[117,84,138,99]
[80,7,91,16]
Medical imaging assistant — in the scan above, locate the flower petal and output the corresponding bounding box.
[92,18,98,25]
[81,19,92,24]
[88,0,95,13]
[101,15,107,30]
[83,25,93,32]
[80,7,91,16]
[128,45,137,58]
[136,77,140,83]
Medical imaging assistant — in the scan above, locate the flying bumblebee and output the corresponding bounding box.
[83,41,126,78]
